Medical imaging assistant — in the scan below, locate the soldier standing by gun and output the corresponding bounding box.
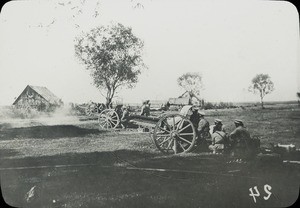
[197,111,210,141]
[140,100,150,116]
[120,105,130,129]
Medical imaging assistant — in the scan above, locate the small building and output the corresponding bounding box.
[13,85,63,111]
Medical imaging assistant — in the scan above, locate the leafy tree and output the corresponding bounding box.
[177,72,203,103]
[74,23,146,107]
[249,74,274,109]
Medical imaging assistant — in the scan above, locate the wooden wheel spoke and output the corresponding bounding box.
[102,122,107,129]
[176,119,183,130]
[166,139,173,149]
[162,120,172,130]
[174,140,177,154]
[107,121,112,129]
[178,133,194,136]
[177,136,192,145]
[158,126,170,134]
[111,115,117,119]
[158,137,172,146]
[108,119,116,127]
[156,134,170,137]
[178,141,186,151]
[178,124,192,133]
[172,116,176,128]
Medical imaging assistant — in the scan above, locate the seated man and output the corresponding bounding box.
[209,119,228,154]
[229,119,256,158]
[210,119,226,135]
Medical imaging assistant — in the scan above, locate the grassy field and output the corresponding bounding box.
[0,104,299,207]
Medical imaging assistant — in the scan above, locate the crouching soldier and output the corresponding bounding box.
[209,119,229,154]
[229,119,259,159]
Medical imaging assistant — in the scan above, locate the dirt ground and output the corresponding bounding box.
[0,104,300,207]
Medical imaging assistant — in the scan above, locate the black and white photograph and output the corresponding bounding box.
[0,0,299,207]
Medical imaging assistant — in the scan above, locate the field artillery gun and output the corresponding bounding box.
[75,102,106,116]
[98,105,198,154]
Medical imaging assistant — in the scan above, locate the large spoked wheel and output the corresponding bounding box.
[152,113,197,154]
[98,109,120,129]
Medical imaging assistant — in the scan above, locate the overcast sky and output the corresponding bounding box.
[0,0,299,105]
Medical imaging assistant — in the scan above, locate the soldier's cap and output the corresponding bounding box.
[198,111,205,116]
[234,119,243,125]
[214,119,222,124]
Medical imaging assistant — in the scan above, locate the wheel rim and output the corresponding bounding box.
[98,109,120,129]
[153,114,196,154]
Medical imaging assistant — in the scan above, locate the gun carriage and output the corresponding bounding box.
[98,105,197,154]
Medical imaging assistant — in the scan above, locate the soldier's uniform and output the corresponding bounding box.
[120,107,130,128]
[209,119,229,153]
[209,130,228,153]
[197,112,210,140]
[210,119,226,135]
[140,104,150,116]
[229,119,254,158]
[230,126,251,147]
[190,109,200,129]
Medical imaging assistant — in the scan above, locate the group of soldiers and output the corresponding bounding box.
[189,106,259,157]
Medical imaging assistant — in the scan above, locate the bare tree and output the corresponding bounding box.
[74,23,146,107]
[249,74,274,109]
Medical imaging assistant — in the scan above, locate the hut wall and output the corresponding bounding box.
[14,88,49,111]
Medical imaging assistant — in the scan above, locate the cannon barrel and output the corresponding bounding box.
[129,114,160,122]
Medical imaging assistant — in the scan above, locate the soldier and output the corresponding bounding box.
[160,101,171,111]
[197,111,210,140]
[140,100,150,116]
[120,105,130,129]
[209,119,229,154]
[229,119,252,158]
[210,119,226,135]
[189,106,200,129]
